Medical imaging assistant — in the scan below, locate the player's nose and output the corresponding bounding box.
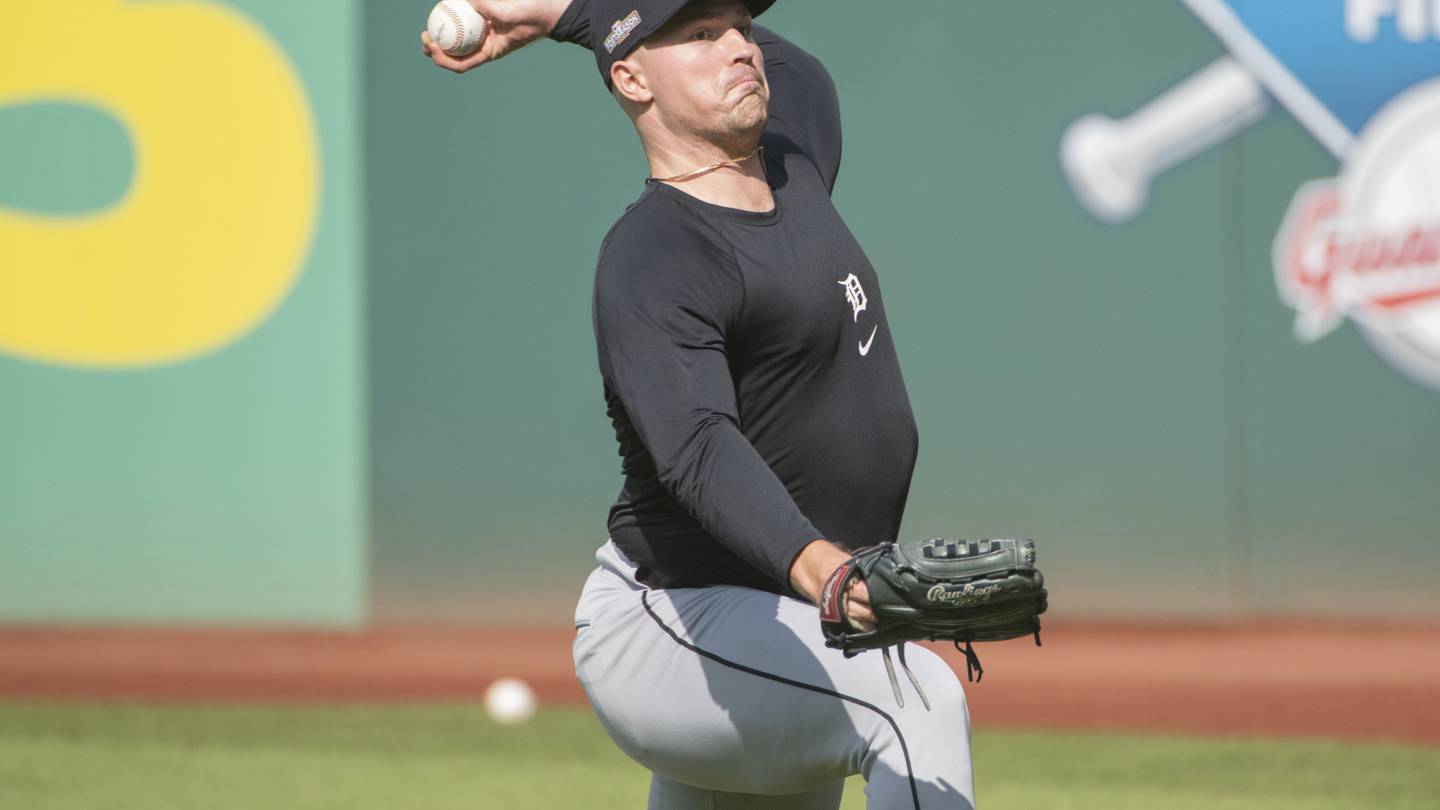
[721,26,758,63]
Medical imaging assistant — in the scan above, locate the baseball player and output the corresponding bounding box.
[424,1,977,806]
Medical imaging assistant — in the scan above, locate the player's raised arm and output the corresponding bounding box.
[420,0,575,73]
[428,1,845,192]
[548,0,593,48]
[752,25,843,193]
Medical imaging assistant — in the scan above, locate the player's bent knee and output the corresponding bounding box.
[924,668,969,723]
[904,647,970,726]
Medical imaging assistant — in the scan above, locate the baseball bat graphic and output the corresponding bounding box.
[1062,57,1270,223]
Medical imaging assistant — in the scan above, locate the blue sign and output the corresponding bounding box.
[1184,0,1440,154]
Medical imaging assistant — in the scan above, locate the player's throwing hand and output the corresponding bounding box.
[420,0,572,73]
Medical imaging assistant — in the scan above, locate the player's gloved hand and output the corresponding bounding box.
[420,0,572,73]
[820,538,1048,682]
[791,539,877,632]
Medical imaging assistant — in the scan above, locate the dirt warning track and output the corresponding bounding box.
[1,621,1435,745]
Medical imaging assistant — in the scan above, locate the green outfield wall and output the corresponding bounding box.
[362,0,1439,623]
[2,1,1434,626]
[0,0,366,624]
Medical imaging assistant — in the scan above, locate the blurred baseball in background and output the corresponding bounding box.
[484,677,537,725]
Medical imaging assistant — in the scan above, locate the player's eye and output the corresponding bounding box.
[739,24,753,40]
[690,27,711,41]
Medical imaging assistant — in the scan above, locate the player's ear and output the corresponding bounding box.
[611,59,653,105]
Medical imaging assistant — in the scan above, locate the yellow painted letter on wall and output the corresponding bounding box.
[0,1,319,367]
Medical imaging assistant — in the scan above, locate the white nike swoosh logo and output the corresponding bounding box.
[858,325,878,356]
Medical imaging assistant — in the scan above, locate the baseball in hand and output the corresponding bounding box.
[428,0,488,57]
[484,677,538,725]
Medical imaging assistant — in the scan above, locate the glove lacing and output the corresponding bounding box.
[881,643,932,710]
[952,627,1044,684]
[876,632,1043,707]
[878,639,995,708]
[954,638,984,683]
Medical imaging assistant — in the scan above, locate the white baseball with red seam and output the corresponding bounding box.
[483,677,537,725]
[428,0,488,57]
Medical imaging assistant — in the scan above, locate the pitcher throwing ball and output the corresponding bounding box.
[422,1,1046,807]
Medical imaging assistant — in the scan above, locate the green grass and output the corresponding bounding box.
[0,704,1436,809]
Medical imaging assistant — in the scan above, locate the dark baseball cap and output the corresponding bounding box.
[591,0,777,89]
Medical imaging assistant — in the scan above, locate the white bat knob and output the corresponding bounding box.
[1062,57,1270,223]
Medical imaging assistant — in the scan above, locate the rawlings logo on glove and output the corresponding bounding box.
[926,582,1003,606]
[821,537,1048,682]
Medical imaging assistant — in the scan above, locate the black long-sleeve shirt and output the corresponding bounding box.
[552,3,918,593]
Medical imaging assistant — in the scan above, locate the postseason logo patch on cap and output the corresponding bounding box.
[604,10,642,54]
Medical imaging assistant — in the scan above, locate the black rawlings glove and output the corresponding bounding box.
[819,537,1048,682]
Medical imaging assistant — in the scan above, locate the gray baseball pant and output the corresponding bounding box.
[572,541,976,809]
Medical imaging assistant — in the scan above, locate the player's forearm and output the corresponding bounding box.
[547,0,592,48]
[788,538,850,603]
[648,415,823,587]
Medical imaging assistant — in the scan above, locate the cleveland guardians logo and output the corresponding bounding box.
[1062,0,1440,389]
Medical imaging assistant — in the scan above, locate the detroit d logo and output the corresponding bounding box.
[837,274,867,322]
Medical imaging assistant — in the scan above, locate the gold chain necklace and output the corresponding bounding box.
[647,146,763,183]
